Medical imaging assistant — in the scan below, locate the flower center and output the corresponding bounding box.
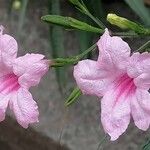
[115,74,136,101]
[0,74,20,94]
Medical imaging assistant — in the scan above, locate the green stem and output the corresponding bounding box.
[52,39,150,68]
[113,32,139,38]
[75,1,105,29]
[136,40,150,53]
[85,11,105,29]
[74,43,97,60]
[97,134,108,150]
[51,43,97,67]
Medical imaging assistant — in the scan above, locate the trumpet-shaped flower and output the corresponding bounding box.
[0,26,49,128]
[74,29,150,140]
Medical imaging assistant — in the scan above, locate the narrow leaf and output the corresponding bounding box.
[65,87,82,106]
[125,0,150,26]
[68,0,105,28]
[17,0,28,36]
[142,138,150,150]
[48,0,66,94]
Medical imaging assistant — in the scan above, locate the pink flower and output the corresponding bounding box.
[74,29,150,140]
[0,26,49,128]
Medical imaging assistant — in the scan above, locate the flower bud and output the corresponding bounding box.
[107,14,130,29]
[107,13,149,35]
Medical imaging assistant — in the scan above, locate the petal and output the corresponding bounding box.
[10,88,39,128]
[131,89,150,130]
[127,52,150,90]
[136,90,150,112]
[97,29,131,74]
[74,59,113,97]
[0,33,18,68]
[0,94,10,121]
[13,53,45,76]
[101,87,131,141]
[13,53,49,88]
[134,73,150,90]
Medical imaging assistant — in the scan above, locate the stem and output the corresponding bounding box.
[97,134,108,150]
[73,43,97,60]
[77,1,105,29]
[52,36,150,68]
[136,40,150,53]
[51,43,97,67]
[113,32,139,38]
[86,11,105,29]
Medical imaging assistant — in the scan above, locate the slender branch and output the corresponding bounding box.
[51,43,97,67]
[73,0,105,29]
[85,11,105,29]
[52,36,150,68]
[74,43,97,60]
[135,40,150,53]
[97,134,108,150]
[113,32,139,38]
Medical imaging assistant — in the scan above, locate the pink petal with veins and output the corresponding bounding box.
[0,25,49,128]
[74,29,150,140]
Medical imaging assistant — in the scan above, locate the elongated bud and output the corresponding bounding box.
[107,13,150,35]
[107,14,130,29]
[41,15,103,33]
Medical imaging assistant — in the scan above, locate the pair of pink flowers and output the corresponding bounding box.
[1,24,149,141]
[0,26,49,128]
[74,29,150,140]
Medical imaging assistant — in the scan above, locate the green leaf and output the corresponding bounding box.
[41,15,103,33]
[65,87,82,106]
[124,0,150,26]
[17,0,28,36]
[142,138,150,150]
[48,0,66,94]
